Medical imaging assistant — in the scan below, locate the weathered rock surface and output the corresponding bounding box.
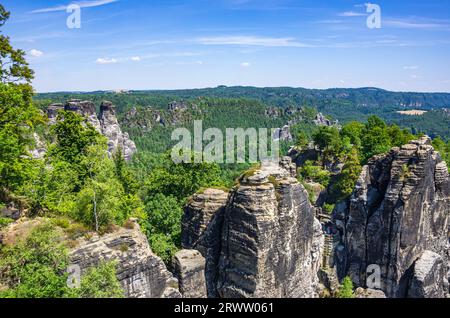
[182,189,228,297]
[182,159,324,298]
[45,100,137,161]
[217,160,324,298]
[407,250,447,298]
[70,221,181,298]
[173,249,207,298]
[334,136,450,298]
[354,287,386,298]
[99,101,137,161]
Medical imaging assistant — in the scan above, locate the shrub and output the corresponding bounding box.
[77,262,124,298]
[337,276,355,298]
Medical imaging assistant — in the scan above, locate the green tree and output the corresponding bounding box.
[77,262,124,298]
[331,147,362,201]
[0,223,71,298]
[337,276,355,298]
[296,131,309,150]
[144,193,183,263]
[361,116,391,162]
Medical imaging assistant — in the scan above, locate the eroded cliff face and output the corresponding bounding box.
[70,220,181,298]
[46,100,137,161]
[182,158,324,298]
[334,136,450,298]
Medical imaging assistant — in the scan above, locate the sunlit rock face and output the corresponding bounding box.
[99,101,137,161]
[70,220,181,298]
[45,100,137,161]
[182,158,324,298]
[334,136,450,298]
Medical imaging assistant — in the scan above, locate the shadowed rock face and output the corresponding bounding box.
[334,137,450,298]
[182,158,324,298]
[172,249,207,298]
[70,221,181,298]
[182,189,229,297]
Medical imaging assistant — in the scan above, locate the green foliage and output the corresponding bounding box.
[337,277,355,298]
[0,5,34,84]
[0,83,42,195]
[143,194,183,263]
[77,262,124,298]
[0,223,71,298]
[0,217,13,229]
[330,147,362,201]
[299,161,331,187]
[432,137,450,172]
[144,153,222,201]
[323,203,335,215]
[296,131,309,150]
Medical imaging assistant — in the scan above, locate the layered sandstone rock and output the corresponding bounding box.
[70,220,181,298]
[334,136,450,298]
[173,249,207,298]
[182,189,228,297]
[217,160,324,298]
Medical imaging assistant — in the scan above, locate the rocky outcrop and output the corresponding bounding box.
[182,189,228,297]
[70,220,181,298]
[45,100,137,161]
[217,161,324,298]
[334,136,450,298]
[181,158,324,298]
[173,249,207,298]
[99,101,137,161]
[65,100,102,132]
[407,250,447,298]
[314,113,338,127]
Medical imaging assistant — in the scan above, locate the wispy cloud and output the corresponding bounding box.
[338,11,367,17]
[31,0,119,14]
[196,36,314,47]
[240,62,251,67]
[96,57,118,64]
[384,18,450,30]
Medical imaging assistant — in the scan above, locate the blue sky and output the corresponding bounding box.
[2,0,450,92]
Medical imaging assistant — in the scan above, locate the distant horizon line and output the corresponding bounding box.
[34,85,450,95]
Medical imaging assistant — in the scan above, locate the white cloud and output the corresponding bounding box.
[130,56,141,62]
[197,36,313,47]
[338,11,367,17]
[96,57,118,64]
[384,19,450,30]
[240,62,251,67]
[29,49,44,57]
[31,0,119,14]
[403,65,419,70]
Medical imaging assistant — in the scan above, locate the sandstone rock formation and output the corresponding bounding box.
[182,158,324,298]
[45,100,137,161]
[70,220,181,298]
[182,188,228,297]
[173,249,207,298]
[99,101,137,161]
[334,136,450,298]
